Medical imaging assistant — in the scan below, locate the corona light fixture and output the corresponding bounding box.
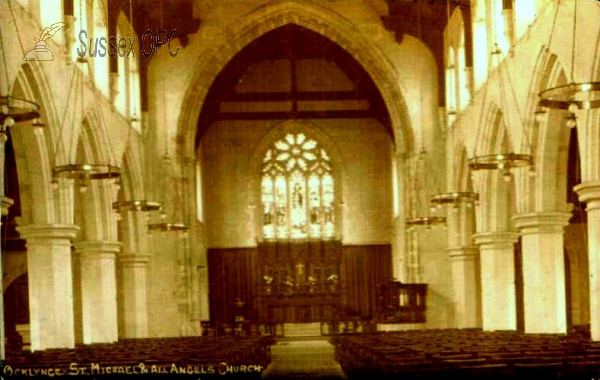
[0,96,41,127]
[406,216,447,228]
[468,153,533,182]
[537,1,600,128]
[1,5,42,130]
[468,42,533,182]
[146,154,190,236]
[110,0,162,218]
[148,222,189,233]
[113,200,163,214]
[430,191,479,209]
[50,51,120,192]
[52,164,120,193]
[51,4,121,192]
[405,149,447,230]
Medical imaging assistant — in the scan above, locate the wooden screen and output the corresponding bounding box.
[341,244,392,318]
[207,248,260,324]
[208,243,392,324]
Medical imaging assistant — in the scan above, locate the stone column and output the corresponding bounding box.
[447,199,481,328]
[1,197,14,359]
[119,254,150,338]
[16,224,80,351]
[575,181,600,340]
[448,246,481,328]
[73,241,121,344]
[393,154,408,282]
[513,212,571,334]
[473,231,519,331]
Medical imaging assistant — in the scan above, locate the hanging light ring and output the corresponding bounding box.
[468,153,533,171]
[148,222,189,233]
[430,192,479,206]
[52,163,121,180]
[538,81,600,110]
[0,95,41,124]
[406,216,447,227]
[112,200,162,213]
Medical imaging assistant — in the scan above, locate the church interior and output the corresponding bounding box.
[1,0,600,378]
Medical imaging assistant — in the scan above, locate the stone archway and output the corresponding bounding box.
[176,0,414,161]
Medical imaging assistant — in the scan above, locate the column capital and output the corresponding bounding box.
[16,224,80,240]
[447,245,479,260]
[473,231,519,248]
[512,212,571,234]
[574,181,600,205]
[73,240,122,254]
[119,253,151,265]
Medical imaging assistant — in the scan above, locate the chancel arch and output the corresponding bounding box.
[177,0,416,162]
[195,16,398,327]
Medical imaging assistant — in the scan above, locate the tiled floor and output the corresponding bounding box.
[262,338,348,379]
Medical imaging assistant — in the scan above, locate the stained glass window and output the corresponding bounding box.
[262,133,334,239]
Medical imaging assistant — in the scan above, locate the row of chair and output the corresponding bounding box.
[332,328,600,379]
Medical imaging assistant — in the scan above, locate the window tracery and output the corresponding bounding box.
[261,132,334,239]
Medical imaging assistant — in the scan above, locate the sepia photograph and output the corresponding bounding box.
[1,0,600,378]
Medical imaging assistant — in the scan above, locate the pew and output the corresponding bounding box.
[332,327,600,379]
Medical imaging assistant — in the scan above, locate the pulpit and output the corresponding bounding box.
[375,281,428,323]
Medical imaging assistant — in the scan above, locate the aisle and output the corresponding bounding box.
[261,338,348,379]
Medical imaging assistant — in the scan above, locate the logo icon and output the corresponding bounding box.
[23,22,65,61]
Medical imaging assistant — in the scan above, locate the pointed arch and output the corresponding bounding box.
[9,62,59,225]
[177,0,413,162]
[73,109,119,242]
[471,104,515,233]
[527,46,572,212]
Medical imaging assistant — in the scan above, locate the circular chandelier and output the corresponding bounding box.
[52,164,120,192]
[112,200,162,213]
[537,1,600,127]
[406,216,446,228]
[539,82,600,111]
[145,156,191,235]
[539,82,600,130]
[50,56,121,192]
[0,4,43,135]
[148,222,189,233]
[468,153,533,182]
[430,191,479,208]
[0,96,41,126]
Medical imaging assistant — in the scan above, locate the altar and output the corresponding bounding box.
[207,242,393,325]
